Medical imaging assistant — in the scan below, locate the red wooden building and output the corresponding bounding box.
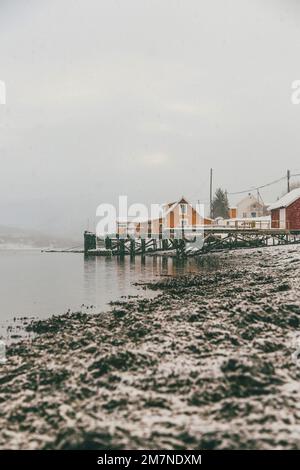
[269,188,300,230]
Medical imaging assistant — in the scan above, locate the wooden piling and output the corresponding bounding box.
[162,239,168,250]
[119,239,125,257]
[130,239,135,257]
[84,231,96,254]
[105,236,112,250]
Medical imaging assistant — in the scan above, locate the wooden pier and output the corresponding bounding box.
[84,227,300,258]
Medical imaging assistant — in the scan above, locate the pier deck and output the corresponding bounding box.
[84,227,300,257]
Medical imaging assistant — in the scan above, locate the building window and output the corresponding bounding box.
[180,204,187,215]
[251,212,257,218]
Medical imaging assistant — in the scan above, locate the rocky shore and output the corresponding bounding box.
[1,245,300,449]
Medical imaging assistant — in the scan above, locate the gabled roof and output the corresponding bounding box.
[164,197,186,217]
[117,196,213,224]
[237,193,265,208]
[268,188,300,211]
[163,196,207,219]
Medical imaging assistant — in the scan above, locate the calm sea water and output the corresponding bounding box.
[0,250,207,330]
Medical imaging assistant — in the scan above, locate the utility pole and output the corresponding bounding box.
[257,188,263,205]
[287,169,291,193]
[209,168,213,219]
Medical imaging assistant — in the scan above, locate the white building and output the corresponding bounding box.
[237,194,269,218]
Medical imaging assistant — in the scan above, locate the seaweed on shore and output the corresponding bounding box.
[1,245,300,449]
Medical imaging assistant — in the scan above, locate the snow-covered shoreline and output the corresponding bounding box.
[1,245,300,449]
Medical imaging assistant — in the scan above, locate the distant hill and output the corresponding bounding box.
[0,225,82,249]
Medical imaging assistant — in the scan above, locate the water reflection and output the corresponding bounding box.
[82,254,216,311]
[0,250,220,329]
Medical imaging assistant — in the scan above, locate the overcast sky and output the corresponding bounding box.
[1,0,300,236]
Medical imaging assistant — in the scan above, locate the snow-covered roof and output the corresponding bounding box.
[268,188,300,211]
[237,194,260,206]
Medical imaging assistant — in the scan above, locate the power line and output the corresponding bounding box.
[195,170,300,208]
[227,172,300,197]
[228,175,287,196]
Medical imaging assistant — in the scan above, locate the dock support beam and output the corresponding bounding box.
[119,239,125,257]
[130,239,135,257]
[162,239,168,250]
[105,236,112,250]
[84,231,96,254]
[84,228,300,257]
